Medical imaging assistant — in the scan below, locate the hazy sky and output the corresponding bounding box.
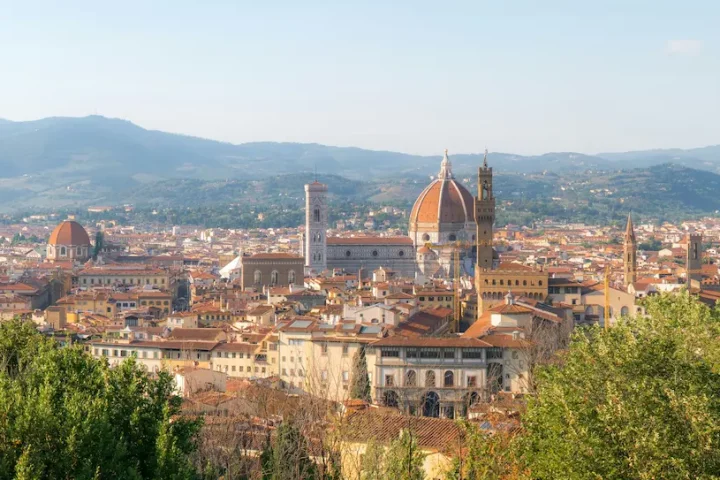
[1,1,718,155]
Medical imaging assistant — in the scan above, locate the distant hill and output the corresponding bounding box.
[0,115,718,213]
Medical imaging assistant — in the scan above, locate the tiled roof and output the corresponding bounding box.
[343,410,462,452]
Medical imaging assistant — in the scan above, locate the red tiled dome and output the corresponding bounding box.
[48,221,91,246]
[409,151,474,229]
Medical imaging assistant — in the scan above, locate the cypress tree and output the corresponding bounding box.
[349,346,371,402]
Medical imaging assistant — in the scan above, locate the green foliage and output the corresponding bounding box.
[383,430,426,480]
[92,231,104,260]
[638,238,663,251]
[360,439,386,480]
[349,346,371,402]
[520,293,720,480]
[444,421,524,480]
[262,421,317,480]
[0,319,201,480]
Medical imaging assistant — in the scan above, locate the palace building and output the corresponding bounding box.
[473,152,549,315]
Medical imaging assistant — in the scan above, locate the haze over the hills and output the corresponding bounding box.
[0,115,719,215]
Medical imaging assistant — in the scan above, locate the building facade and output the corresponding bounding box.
[240,253,304,291]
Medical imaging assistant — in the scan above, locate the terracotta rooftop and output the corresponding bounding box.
[48,220,91,246]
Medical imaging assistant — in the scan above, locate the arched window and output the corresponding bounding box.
[313,208,320,222]
[523,280,527,286]
[254,270,262,285]
[405,370,417,387]
[539,280,543,286]
[425,370,436,388]
[60,246,66,256]
[499,279,504,286]
[288,270,296,284]
[270,270,279,285]
[492,279,496,285]
[515,280,519,286]
[422,233,430,242]
[444,370,454,387]
[621,306,630,317]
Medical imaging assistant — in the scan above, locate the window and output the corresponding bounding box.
[467,375,477,387]
[444,370,454,387]
[487,348,503,360]
[381,349,400,358]
[247,366,251,372]
[406,348,418,359]
[420,348,440,359]
[398,250,404,257]
[425,370,436,387]
[254,270,262,284]
[422,233,430,242]
[405,370,417,387]
[385,374,394,387]
[321,343,328,355]
[288,270,296,284]
[462,348,483,359]
[232,366,236,372]
[342,370,349,383]
[270,270,279,286]
[372,250,378,257]
[429,296,435,301]
[342,344,349,356]
[345,250,351,257]
[313,208,321,222]
[443,349,455,359]
[321,370,328,381]
[512,351,519,360]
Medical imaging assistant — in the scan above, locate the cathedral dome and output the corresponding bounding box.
[409,150,474,241]
[48,220,91,247]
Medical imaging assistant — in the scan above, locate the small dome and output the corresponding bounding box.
[409,150,474,229]
[48,221,91,246]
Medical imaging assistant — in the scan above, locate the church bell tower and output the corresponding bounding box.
[304,181,328,275]
[623,213,637,287]
[475,149,495,271]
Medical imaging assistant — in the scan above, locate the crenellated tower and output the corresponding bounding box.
[623,213,637,287]
[475,149,495,271]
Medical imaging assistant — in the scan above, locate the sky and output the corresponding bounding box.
[0,0,718,156]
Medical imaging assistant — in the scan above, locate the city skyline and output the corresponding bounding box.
[1,1,718,156]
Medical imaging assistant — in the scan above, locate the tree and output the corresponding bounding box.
[0,319,201,479]
[520,293,720,479]
[384,430,425,480]
[93,231,104,260]
[262,421,318,480]
[360,439,386,480]
[349,346,371,402]
[444,421,526,480]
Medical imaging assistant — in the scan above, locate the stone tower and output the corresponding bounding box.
[623,213,637,287]
[475,149,495,271]
[305,181,328,275]
[687,233,703,290]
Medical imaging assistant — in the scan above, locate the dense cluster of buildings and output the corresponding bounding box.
[2,150,720,476]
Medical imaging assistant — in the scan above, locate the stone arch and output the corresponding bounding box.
[444,370,454,387]
[383,390,399,408]
[425,370,436,388]
[422,391,440,418]
[405,370,417,387]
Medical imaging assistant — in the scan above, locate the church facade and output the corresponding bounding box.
[304,151,476,280]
